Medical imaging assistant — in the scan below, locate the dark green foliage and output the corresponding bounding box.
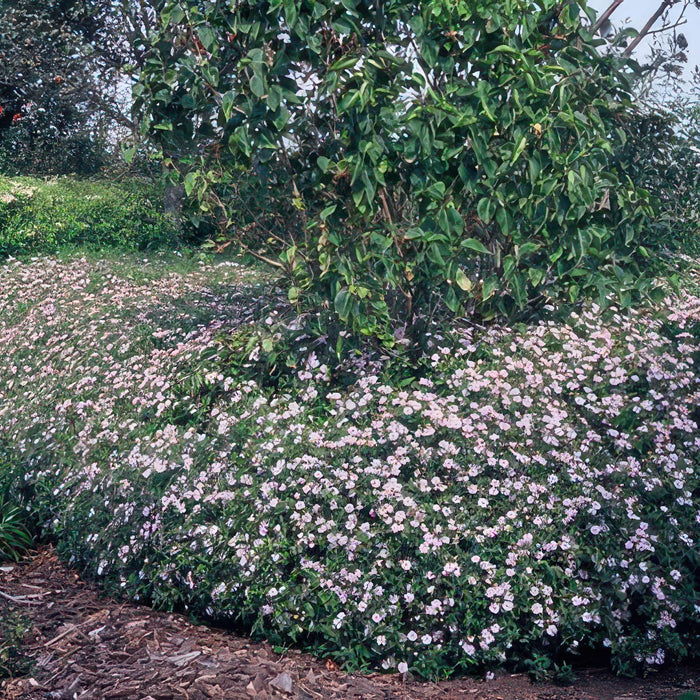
[628,103,700,256]
[0,0,113,174]
[0,612,32,678]
[0,117,107,177]
[138,0,658,343]
[0,494,32,562]
[0,0,158,175]
[0,177,181,256]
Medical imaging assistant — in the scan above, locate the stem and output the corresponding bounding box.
[237,243,288,271]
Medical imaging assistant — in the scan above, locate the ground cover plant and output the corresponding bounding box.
[1,0,699,686]
[0,250,698,679]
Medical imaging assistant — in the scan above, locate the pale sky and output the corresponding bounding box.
[588,0,700,79]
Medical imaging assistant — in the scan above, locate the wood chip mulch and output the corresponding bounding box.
[1,548,698,700]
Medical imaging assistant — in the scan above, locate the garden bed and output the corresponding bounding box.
[1,253,699,680]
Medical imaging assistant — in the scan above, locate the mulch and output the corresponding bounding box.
[0,548,698,700]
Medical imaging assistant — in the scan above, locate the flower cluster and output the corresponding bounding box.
[0,253,698,678]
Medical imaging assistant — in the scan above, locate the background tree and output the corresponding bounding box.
[0,0,157,175]
[595,0,700,255]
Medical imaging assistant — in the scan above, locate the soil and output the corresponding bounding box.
[0,548,697,700]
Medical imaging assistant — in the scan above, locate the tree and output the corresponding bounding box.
[593,0,700,256]
[137,0,658,344]
[0,0,157,174]
[594,0,700,55]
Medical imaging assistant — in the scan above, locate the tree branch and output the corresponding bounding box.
[593,0,626,33]
[644,17,688,37]
[86,91,135,131]
[623,0,680,56]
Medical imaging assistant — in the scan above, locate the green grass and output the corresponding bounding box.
[0,175,181,257]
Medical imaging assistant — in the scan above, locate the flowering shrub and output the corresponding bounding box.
[0,253,698,678]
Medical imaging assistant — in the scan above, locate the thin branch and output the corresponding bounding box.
[236,241,288,271]
[593,0,626,33]
[0,589,43,606]
[623,0,680,56]
[86,91,135,131]
[644,17,688,37]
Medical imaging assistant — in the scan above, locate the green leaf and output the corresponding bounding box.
[427,242,446,266]
[495,207,511,235]
[272,105,290,130]
[517,242,540,258]
[221,91,236,121]
[461,238,491,255]
[477,198,496,224]
[455,268,473,291]
[528,156,541,183]
[444,286,460,312]
[476,81,496,122]
[320,204,337,221]
[184,171,198,197]
[121,146,136,164]
[329,54,359,72]
[510,135,527,164]
[491,44,521,56]
[250,72,265,98]
[197,26,216,52]
[334,288,354,321]
[549,246,564,263]
[528,267,545,287]
[267,85,282,111]
[482,276,499,300]
[503,255,516,280]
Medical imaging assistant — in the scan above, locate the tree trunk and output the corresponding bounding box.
[164,183,185,220]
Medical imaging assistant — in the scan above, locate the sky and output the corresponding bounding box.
[588,0,700,79]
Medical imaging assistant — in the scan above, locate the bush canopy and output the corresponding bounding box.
[138,0,658,341]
